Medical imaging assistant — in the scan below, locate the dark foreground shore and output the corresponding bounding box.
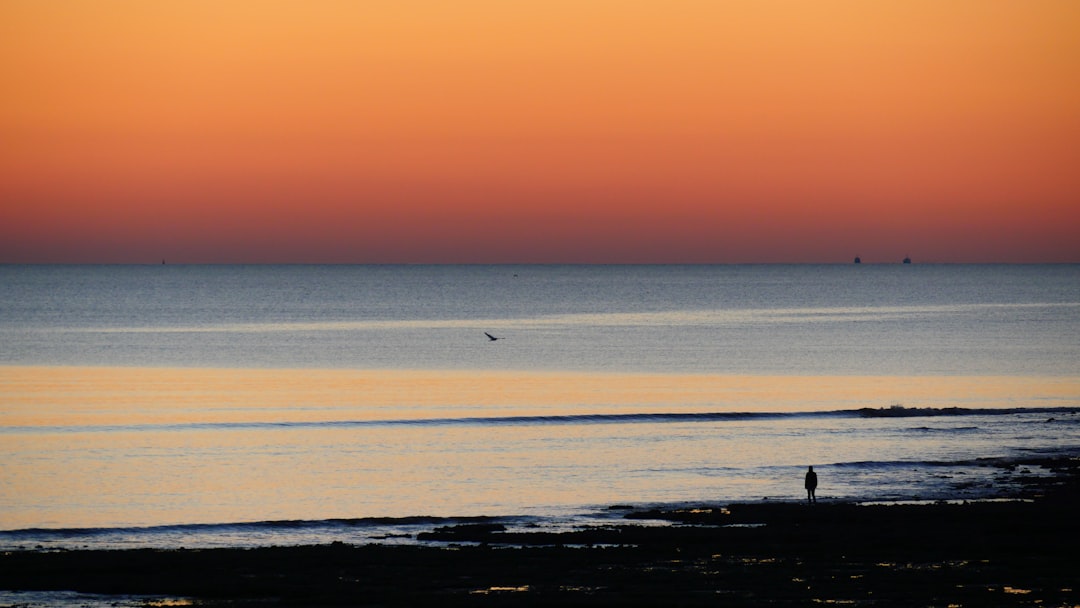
[3,457,1079,607]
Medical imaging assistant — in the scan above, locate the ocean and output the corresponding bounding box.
[2,264,1079,551]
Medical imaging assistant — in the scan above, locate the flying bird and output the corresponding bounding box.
[484,332,500,341]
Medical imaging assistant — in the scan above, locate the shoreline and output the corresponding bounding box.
[2,457,1078,606]
[3,450,1076,552]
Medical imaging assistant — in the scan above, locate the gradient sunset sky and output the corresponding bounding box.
[2,1,1078,263]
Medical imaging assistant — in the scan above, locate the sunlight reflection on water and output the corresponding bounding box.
[2,366,1077,532]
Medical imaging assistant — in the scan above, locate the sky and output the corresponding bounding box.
[2,1,1078,263]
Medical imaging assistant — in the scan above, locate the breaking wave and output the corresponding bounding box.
[5,407,1076,435]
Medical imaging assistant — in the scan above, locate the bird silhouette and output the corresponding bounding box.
[484,332,500,341]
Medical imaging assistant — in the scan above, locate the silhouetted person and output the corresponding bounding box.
[805,466,818,503]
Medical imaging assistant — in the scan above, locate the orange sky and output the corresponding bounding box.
[2,0,1078,263]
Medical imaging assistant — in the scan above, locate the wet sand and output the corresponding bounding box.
[2,456,1078,607]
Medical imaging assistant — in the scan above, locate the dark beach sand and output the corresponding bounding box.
[3,456,1078,607]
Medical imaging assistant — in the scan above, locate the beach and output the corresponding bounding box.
[3,455,1077,607]
[3,265,1078,606]
[4,0,1080,597]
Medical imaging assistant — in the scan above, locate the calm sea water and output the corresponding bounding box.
[1,264,1079,550]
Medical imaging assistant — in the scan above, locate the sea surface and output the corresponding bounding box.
[1,264,1079,552]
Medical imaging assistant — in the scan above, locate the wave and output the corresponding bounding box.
[828,451,1080,470]
[0,515,506,539]
[908,425,981,433]
[1,411,843,434]
[829,459,985,470]
[854,405,1078,418]
[3,407,1076,435]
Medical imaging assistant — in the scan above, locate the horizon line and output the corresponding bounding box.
[3,261,1078,267]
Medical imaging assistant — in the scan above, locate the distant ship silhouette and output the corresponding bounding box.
[854,256,861,264]
[903,256,911,264]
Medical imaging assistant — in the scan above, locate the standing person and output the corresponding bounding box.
[804,466,818,503]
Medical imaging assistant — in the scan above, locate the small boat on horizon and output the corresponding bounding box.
[903,256,911,264]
